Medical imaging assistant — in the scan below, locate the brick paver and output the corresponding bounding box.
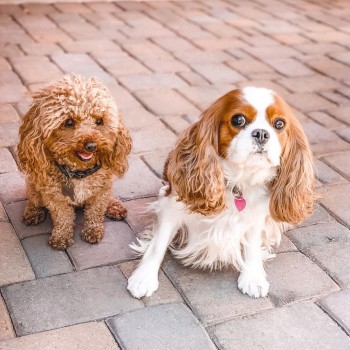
[0,0,350,348]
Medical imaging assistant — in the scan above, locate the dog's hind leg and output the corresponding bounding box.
[127,196,180,299]
[105,197,127,221]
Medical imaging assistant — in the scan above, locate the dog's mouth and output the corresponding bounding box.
[75,151,94,162]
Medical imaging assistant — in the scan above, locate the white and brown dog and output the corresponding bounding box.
[128,87,315,299]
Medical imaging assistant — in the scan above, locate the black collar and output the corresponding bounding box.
[55,162,102,179]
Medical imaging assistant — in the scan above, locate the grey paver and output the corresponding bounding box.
[0,322,120,350]
[315,159,347,184]
[306,241,350,288]
[142,150,169,178]
[123,197,157,235]
[209,302,350,350]
[267,252,339,306]
[2,266,143,336]
[0,171,26,204]
[107,304,216,350]
[0,222,34,287]
[0,202,7,222]
[67,221,136,270]
[0,295,15,341]
[163,256,273,326]
[112,156,162,200]
[5,200,53,239]
[319,289,350,335]
[22,234,73,278]
[0,148,18,174]
[119,260,182,307]
[286,222,350,251]
[323,151,350,179]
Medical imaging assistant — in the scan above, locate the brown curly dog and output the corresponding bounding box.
[18,75,132,250]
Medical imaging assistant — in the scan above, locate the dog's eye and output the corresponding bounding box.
[64,119,75,127]
[231,114,246,128]
[96,119,104,126]
[274,119,285,130]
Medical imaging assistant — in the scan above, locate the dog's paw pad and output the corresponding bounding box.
[23,207,47,226]
[105,199,127,221]
[238,270,269,298]
[127,270,159,299]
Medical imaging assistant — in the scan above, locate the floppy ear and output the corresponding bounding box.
[165,101,226,216]
[269,104,315,224]
[17,102,50,177]
[106,118,132,177]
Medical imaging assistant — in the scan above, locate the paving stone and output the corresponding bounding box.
[319,289,350,335]
[311,139,350,158]
[266,252,339,306]
[287,93,336,112]
[308,111,346,130]
[5,200,53,239]
[153,36,198,53]
[276,235,298,253]
[0,222,34,287]
[295,42,346,55]
[11,56,62,84]
[321,184,350,225]
[0,171,25,204]
[177,85,233,111]
[112,156,162,200]
[178,70,210,86]
[131,124,177,154]
[0,122,19,147]
[123,197,157,235]
[286,222,350,251]
[278,75,342,93]
[2,266,143,336]
[194,38,245,50]
[306,241,350,288]
[226,58,273,76]
[67,221,136,270]
[163,257,273,326]
[51,53,113,84]
[142,149,169,179]
[323,151,350,179]
[0,104,19,123]
[142,58,190,73]
[320,91,350,106]
[0,295,15,341]
[121,107,160,131]
[244,45,300,59]
[0,83,27,104]
[329,106,350,124]
[307,58,350,81]
[22,234,73,278]
[174,49,232,64]
[302,120,339,144]
[0,70,21,85]
[107,303,216,350]
[209,302,350,350]
[119,73,187,91]
[266,58,314,77]
[190,63,245,84]
[0,147,17,173]
[160,115,190,136]
[20,42,63,55]
[122,40,172,60]
[0,322,120,350]
[134,88,200,116]
[92,52,150,77]
[315,159,347,184]
[0,202,7,222]
[119,260,182,307]
[336,127,350,142]
[60,39,121,53]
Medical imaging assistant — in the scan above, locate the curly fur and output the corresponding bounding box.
[18,75,132,250]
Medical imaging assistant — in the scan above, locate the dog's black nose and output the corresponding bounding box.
[84,141,97,152]
[251,129,270,144]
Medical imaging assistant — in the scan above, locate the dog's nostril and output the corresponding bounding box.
[251,129,270,144]
[84,142,97,152]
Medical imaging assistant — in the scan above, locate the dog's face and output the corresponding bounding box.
[43,83,119,170]
[219,87,285,170]
[18,75,131,176]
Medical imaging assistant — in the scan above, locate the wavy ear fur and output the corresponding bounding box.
[17,102,50,177]
[165,101,226,216]
[105,118,132,177]
[270,101,315,224]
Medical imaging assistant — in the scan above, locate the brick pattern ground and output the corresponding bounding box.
[0,0,350,349]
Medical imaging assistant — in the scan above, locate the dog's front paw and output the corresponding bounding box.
[127,267,159,299]
[238,270,269,298]
[81,226,104,244]
[105,198,127,221]
[23,207,47,226]
[48,234,74,251]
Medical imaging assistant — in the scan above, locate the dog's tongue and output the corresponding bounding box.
[77,151,93,160]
